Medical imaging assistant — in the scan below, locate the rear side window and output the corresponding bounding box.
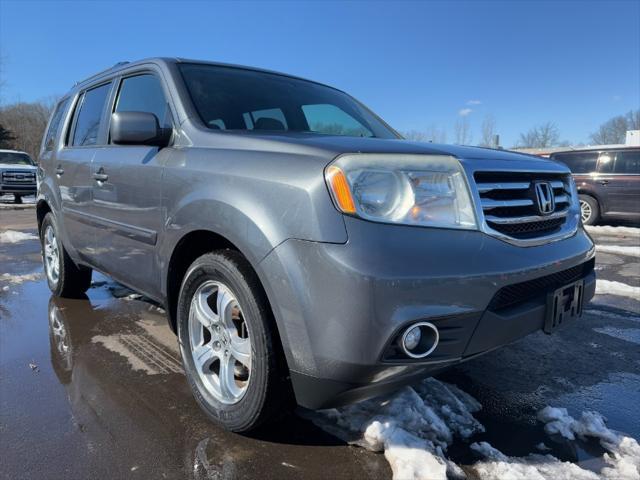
[614,150,640,174]
[44,98,70,151]
[114,74,171,128]
[552,152,598,173]
[72,83,112,146]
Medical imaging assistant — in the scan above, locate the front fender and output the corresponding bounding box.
[157,146,348,298]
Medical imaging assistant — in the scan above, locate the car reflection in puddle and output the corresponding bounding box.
[45,295,390,480]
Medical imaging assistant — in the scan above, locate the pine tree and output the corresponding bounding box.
[0,124,16,149]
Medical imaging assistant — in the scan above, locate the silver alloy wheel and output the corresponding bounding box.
[188,280,252,405]
[43,225,60,285]
[49,304,73,371]
[580,199,592,223]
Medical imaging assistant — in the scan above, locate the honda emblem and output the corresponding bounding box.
[534,181,555,215]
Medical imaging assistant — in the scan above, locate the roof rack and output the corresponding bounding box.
[73,61,130,87]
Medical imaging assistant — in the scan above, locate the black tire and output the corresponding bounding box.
[579,194,599,225]
[177,251,291,432]
[40,213,92,297]
[14,195,22,204]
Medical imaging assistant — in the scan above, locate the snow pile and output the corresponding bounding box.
[316,379,640,480]
[538,407,640,479]
[1,272,42,284]
[319,378,483,479]
[597,245,640,258]
[596,280,640,300]
[470,441,599,480]
[586,225,640,237]
[0,230,38,244]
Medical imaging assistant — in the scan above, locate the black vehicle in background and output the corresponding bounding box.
[550,147,640,225]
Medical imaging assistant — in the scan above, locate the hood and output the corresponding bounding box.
[187,127,568,173]
[231,132,567,170]
[0,163,37,171]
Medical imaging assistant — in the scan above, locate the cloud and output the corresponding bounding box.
[467,100,482,105]
[612,95,622,102]
[458,108,473,116]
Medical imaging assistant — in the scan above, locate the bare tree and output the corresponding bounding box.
[454,117,472,145]
[479,115,496,147]
[424,124,447,144]
[517,122,560,148]
[403,124,447,143]
[403,130,428,141]
[589,110,640,145]
[0,53,7,105]
[0,101,54,158]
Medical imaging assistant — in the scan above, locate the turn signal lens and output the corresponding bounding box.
[326,165,356,214]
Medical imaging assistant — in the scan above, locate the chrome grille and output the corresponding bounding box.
[474,171,574,241]
[2,170,36,185]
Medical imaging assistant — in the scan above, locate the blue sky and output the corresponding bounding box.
[1,0,638,147]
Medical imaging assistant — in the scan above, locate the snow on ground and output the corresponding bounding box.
[593,327,640,345]
[315,378,640,480]
[586,225,640,237]
[538,407,640,479]
[0,194,36,208]
[317,379,482,480]
[470,441,600,480]
[596,245,640,257]
[596,280,640,300]
[1,272,43,285]
[0,230,38,244]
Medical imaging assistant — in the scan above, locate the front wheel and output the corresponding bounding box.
[40,213,92,297]
[579,194,599,225]
[14,194,22,204]
[177,251,291,432]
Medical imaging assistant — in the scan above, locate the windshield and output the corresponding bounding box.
[0,152,34,166]
[179,64,398,139]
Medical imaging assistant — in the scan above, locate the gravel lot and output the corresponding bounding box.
[1,198,638,480]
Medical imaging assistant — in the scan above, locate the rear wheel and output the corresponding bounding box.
[40,213,92,297]
[579,194,599,225]
[177,251,290,432]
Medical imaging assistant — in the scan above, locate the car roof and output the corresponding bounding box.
[74,57,339,93]
[550,145,639,155]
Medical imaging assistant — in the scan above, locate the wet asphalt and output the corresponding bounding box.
[1,198,639,480]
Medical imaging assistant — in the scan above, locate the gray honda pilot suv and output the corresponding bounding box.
[37,58,596,432]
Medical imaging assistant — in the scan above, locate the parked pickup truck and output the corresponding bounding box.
[0,149,37,203]
[37,58,596,432]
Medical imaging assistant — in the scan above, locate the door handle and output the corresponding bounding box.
[93,172,109,182]
[55,166,64,176]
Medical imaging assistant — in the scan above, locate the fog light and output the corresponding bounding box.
[400,322,439,359]
[404,326,422,350]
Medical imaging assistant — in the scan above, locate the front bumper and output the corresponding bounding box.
[0,184,37,195]
[259,217,596,409]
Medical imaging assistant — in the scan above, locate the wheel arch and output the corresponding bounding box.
[36,199,52,233]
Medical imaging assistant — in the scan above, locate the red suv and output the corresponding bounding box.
[550,147,640,225]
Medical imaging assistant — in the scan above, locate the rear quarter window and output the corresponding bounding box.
[552,152,598,173]
[43,98,70,151]
[614,150,640,174]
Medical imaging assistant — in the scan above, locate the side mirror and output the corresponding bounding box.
[110,111,171,147]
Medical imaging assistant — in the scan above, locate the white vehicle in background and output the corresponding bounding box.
[0,149,37,204]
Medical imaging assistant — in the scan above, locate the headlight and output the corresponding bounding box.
[325,154,477,230]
